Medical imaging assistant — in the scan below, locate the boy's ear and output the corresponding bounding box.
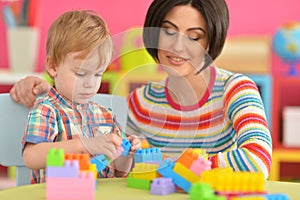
[45,57,57,78]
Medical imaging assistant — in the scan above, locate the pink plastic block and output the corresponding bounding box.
[46,160,79,178]
[190,158,212,176]
[46,172,95,200]
[151,177,176,195]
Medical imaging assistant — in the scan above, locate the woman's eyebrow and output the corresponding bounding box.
[162,20,206,34]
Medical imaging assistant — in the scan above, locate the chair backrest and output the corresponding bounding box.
[0,93,128,186]
[0,93,31,186]
[91,94,128,130]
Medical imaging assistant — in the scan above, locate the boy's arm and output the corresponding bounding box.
[23,138,86,170]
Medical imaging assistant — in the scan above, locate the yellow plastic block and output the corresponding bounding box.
[173,162,201,183]
[132,163,161,180]
[200,169,265,193]
[192,148,207,159]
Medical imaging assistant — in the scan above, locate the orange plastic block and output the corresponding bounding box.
[173,162,201,183]
[132,163,161,180]
[65,153,90,170]
[177,149,199,168]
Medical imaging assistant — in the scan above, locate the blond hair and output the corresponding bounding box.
[46,10,112,68]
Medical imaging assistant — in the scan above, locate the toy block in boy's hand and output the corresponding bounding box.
[121,138,132,156]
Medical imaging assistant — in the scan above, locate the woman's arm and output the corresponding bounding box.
[10,75,51,108]
[210,74,272,179]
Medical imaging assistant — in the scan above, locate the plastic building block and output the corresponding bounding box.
[89,163,98,179]
[91,154,109,172]
[65,153,90,170]
[192,148,207,159]
[46,160,79,178]
[230,193,289,200]
[176,148,199,168]
[47,148,64,166]
[121,138,132,156]
[132,163,161,180]
[134,147,163,163]
[127,173,151,190]
[200,169,265,194]
[190,157,212,176]
[173,162,201,183]
[157,159,191,193]
[150,148,163,162]
[264,194,289,200]
[46,171,95,200]
[150,177,176,195]
[190,182,226,200]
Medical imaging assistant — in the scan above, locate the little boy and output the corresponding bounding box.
[22,10,141,184]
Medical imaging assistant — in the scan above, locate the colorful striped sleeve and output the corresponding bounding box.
[210,74,272,179]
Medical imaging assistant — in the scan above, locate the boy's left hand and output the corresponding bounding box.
[127,135,142,152]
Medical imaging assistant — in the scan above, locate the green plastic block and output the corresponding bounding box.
[127,173,151,190]
[46,148,64,166]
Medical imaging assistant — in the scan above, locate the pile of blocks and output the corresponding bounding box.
[46,149,96,200]
[127,148,289,200]
[127,148,210,195]
[46,138,132,200]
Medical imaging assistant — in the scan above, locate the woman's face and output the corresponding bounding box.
[157,5,208,77]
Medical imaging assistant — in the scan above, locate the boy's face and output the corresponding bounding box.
[51,50,107,104]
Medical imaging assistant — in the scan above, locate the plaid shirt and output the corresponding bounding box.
[22,87,124,184]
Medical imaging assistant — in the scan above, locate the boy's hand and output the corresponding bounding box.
[81,134,122,160]
[127,135,142,152]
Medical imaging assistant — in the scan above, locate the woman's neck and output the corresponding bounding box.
[167,67,211,106]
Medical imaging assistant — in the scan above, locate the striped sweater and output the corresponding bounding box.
[127,67,272,179]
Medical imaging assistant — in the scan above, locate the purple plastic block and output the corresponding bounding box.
[46,160,79,178]
[151,177,176,195]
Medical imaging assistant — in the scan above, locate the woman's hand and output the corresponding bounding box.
[10,76,51,108]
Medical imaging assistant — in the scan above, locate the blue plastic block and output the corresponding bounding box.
[91,154,109,172]
[157,159,191,193]
[264,193,289,200]
[134,148,163,163]
[151,148,163,162]
[121,138,132,156]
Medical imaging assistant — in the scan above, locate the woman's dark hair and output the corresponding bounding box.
[143,0,229,71]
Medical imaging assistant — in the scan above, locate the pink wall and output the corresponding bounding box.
[1,0,300,72]
[0,0,152,71]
